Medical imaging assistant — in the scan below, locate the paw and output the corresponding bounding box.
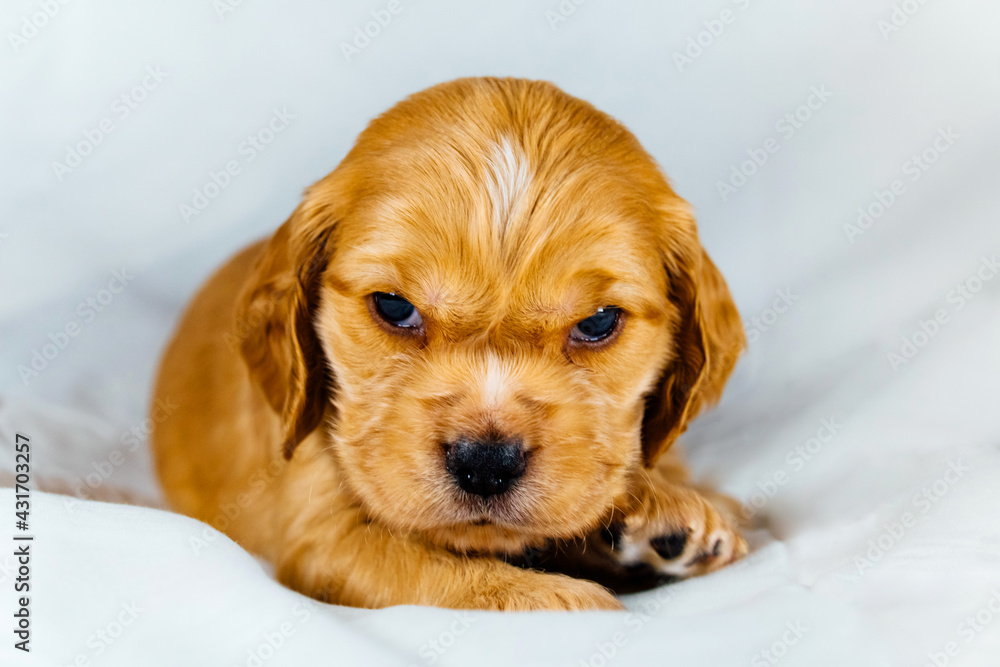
[598,484,747,580]
[470,566,623,611]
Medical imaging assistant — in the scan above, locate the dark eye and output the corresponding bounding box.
[373,292,423,328]
[570,307,621,342]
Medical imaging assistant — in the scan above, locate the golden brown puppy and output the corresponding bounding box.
[151,77,747,611]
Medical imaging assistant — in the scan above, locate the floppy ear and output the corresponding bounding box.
[235,204,335,460]
[640,207,745,467]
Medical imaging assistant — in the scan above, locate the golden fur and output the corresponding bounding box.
[151,77,746,610]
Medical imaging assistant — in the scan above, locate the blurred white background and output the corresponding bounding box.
[1,1,1000,666]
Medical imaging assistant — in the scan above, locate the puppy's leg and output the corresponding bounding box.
[274,498,623,611]
[595,447,748,581]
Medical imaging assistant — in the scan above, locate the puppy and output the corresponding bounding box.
[151,77,747,611]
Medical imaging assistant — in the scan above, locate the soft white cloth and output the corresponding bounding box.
[2,0,1000,665]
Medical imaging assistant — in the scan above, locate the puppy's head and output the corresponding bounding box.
[237,78,744,554]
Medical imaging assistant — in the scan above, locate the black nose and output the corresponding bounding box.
[445,438,526,498]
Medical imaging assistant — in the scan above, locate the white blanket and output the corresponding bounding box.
[2,1,999,665]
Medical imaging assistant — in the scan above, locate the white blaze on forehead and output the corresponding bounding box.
[482,353,510,407]
[485,136,531,235]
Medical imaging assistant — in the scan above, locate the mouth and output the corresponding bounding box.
[428,513,549,556]
[453,485,529,525]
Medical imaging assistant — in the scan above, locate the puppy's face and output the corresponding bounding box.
[239,79,744,554]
